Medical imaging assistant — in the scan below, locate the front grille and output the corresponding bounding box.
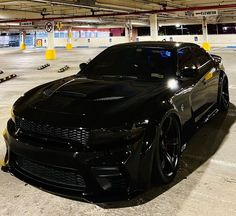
[15,117,90,145]
[16,157,86,190]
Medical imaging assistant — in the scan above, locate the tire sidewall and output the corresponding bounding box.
[218,74,229,111]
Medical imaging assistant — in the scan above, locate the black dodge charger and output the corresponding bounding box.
[2,42,229,202]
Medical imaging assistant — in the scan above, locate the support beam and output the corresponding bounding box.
[202,16,211,51]
[20,31,26,50]
[1,4,236,23]
[150,14,158,41]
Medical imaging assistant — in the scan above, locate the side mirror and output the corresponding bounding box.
[79,63,87,70]
[181,65,198,78]
[211,54,222,64]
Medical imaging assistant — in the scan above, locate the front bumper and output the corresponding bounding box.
[2,119,154,202]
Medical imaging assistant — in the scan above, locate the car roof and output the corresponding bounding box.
[111,41,200,50]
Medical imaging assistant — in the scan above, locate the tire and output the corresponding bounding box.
[152,114,181,184]
[218,75,229,111]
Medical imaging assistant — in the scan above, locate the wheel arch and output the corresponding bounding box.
[150,108,183,184]
[151,101,184,146]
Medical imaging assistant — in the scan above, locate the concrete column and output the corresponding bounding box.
[45,28,56,60]
[150,14,158,41]
[202,16,211,51]
[125,21,132,42]
[66,27,73,50]
[20,31,26,50]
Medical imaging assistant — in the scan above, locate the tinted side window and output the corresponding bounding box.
[191,47,214,76]
[192,47,212,66]
[177,47,192,70]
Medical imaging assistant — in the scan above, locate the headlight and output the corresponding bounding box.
[90,120,149,146]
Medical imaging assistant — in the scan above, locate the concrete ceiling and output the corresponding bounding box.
[0,0,236,30]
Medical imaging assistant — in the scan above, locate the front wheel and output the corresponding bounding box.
[218,75,229,111]
[152,115,181,184]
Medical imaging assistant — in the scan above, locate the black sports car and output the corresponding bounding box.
[2,42,229,202]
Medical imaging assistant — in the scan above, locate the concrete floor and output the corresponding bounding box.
[0,47,236,216]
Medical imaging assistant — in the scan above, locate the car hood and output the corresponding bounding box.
[14,76,171,128]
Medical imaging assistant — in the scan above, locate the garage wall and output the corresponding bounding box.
[52,35,236,48]
[54,36,128,48]
[137,35,236,47]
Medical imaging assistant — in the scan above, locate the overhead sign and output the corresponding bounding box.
[194,10,218,17]
[20,21,33,27]
[45,21,54,33]
[55,22,64,30]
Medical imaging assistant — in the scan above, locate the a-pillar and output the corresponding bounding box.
[66,28,73,50]
[202,16,211,51]
[150,14,159,41]
[20,31,26,50]
[45,31,56,60]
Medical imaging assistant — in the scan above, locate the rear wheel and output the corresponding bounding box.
[153,115,181,184]
[218,75,229,111]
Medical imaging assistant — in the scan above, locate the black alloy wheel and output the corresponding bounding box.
[219,76,229,111]
[153,115,181,184]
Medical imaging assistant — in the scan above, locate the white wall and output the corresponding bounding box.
[54,36,128,48]
[52,34,236,48]
[137,35,236,47]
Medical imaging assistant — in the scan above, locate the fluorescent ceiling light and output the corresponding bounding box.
[0,22,20,26]
[72,18,102,23]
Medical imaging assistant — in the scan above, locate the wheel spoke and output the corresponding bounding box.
[161,159,166,169]
[158,116,180,178]
[162,150,175,171]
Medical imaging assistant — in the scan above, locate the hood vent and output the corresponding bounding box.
[92,96,124,101]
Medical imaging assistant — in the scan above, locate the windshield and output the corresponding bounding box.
[80,46,176,81]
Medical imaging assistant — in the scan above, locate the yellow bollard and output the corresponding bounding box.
[45,49,57,60]
[202,42,211,51]
[20,43,26,50]
[66,43,73,50]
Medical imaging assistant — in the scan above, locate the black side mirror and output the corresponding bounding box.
[211,54,222,64]
[181,65,198,78]
[80,63,87,70]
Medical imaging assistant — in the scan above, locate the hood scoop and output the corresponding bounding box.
[91,96,125,101]
[55,91,87,98]
[43,77,138,101]
[43,78,77,97]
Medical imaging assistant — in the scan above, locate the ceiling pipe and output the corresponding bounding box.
[1,3,236,23]
[28,0,133,12]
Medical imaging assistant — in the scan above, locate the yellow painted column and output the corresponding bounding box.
[66,28,73,50]
[202,16,211,51]
[45,23,56,60]
[20,31,26,50]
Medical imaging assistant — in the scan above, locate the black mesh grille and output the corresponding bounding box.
[16,157,86,189]
[15,117,90,145]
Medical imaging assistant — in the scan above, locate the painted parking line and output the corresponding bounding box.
[184,154,236,169]
[229,85,236,89]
